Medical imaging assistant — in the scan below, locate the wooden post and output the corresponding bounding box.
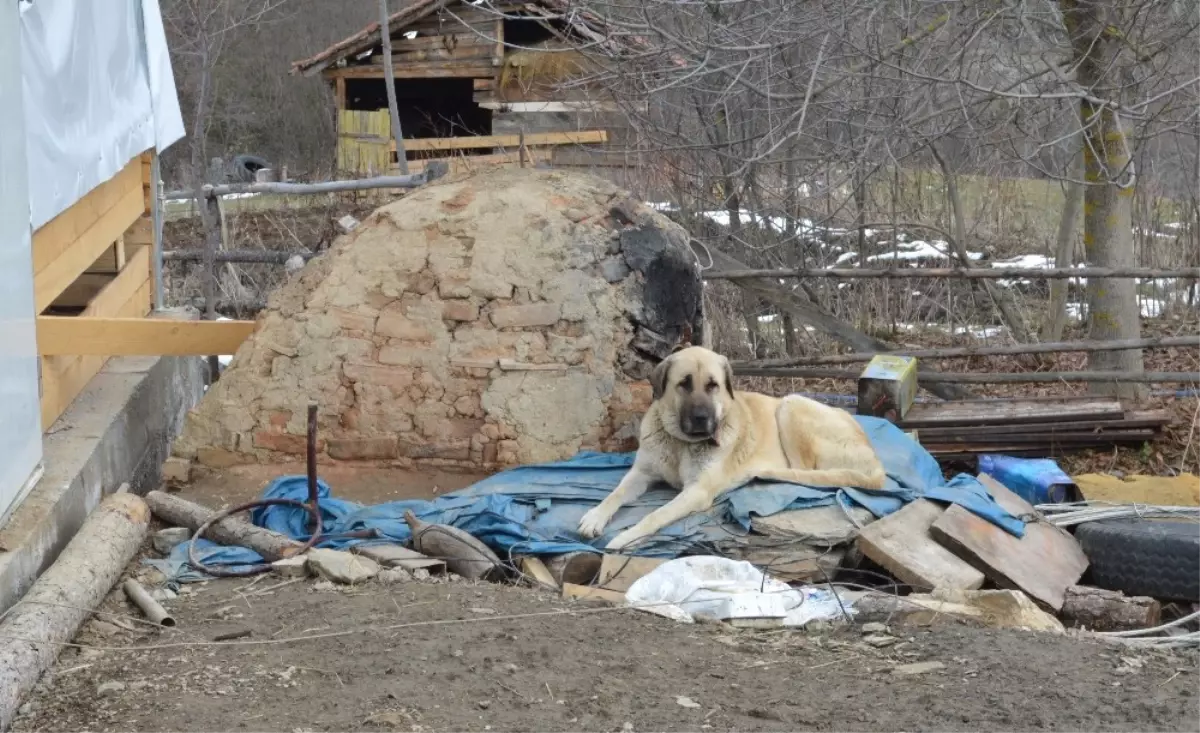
[379,0,409,174]
[198,188,222,383]
[518,128,527,168]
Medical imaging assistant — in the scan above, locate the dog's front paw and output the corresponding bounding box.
[577,506,613,539]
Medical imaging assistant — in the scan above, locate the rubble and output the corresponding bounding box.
[305,549,379,584]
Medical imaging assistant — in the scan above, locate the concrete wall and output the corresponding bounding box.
[0,355,205,614]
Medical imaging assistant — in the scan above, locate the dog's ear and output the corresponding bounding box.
[722,357,736,399]
[650,355,673,401]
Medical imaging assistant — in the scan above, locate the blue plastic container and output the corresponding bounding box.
[978,454,1077,505]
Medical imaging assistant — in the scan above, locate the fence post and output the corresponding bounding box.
[198,184,222,383]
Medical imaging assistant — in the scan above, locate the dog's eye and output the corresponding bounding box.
[705,379,718,392]
[677,375,693,391]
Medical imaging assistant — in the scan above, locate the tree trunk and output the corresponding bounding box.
[1060,585,1160,632]
[0,494,150,731]
[379,0,409,174]
[144,490,306,561]
[1062,0,1146,400]
[1043,149,1086,341]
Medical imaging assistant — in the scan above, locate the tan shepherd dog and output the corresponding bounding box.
[578,346,887,550]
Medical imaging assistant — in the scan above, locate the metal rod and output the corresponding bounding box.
[704,266,1200,280]
[151,153,164,311]
[734,367,1200,383]
[306,401,320,537]
[164,249,315,264]
[122,579,175,627]
[735,335,1200,368]
[163,165,447,200]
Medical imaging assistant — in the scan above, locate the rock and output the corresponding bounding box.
[161,456,192,483]
[336,214,360,233]
[377,568,412,584]
[284,254,306,273]
[97,681,127,695]
[891,661,946,676]
[863,634,899,648]
[477,700,491,710]
[675,696,701,709]
[412,568,431,581]
[272,555,310,578]
[150,588,177,602]
[861,621,888,634]
[306,548,380,584]
[152,527,193,555]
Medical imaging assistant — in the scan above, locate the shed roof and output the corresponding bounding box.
[290,0,626,77]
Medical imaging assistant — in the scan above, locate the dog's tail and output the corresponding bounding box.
[754,467,887,491]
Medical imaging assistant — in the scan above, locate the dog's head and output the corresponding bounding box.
[650,346,736,444]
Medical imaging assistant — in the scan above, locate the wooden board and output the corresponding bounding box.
[39,246,153,427]
[519,556,559,589]
[37,316,255,357]
[50,273,116,310]
[929,475,1089,611]
[395,130,606,153]
[899,399,1124,429]
[33,162,146,312]
[561,583,626,605]
[596,554,666,593]
[856,499,985,591]
[323,62,495,80]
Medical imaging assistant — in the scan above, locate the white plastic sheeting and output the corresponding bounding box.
[0,2,42,523]
[624,556,851,626]
[20,0,184,230]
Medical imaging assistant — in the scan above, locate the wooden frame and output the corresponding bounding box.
[35,150,159,427]
[391,130,607,153]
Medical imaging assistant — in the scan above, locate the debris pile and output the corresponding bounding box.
[900,398,1173,460]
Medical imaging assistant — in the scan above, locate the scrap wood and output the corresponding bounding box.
[596,554,666,592]
[856,499,985,591]
[518,556,559,589]
[350,543,446,572]
[144,490,305,561]
[749,504,875,546]
[0,493,151,732]
[544,552,602,586]
[929,475,1088,611]
[562,583,626,605]
[1060,585,1162,632]
[848,588,1064,633]
[726,544,845,584]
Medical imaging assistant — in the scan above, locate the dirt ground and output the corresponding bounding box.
[12,565,1200,733]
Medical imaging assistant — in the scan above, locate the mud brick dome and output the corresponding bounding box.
[172,168,705,471]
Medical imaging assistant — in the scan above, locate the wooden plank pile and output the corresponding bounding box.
[898,398,1171,459]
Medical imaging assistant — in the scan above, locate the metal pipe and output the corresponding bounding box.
[152,153,165,311]
[164,249,315,264]
[163,164,447,200]
[122,578,175,627]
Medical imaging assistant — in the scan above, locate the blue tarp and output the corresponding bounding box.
[146,416,1026,583]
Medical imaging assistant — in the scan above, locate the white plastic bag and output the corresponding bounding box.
[624,555,850,626]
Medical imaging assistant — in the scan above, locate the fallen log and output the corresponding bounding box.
[1060,585,1161,632]
[0,493,150,731]
[144,490,305,562]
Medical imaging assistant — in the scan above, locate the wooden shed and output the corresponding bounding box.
[291,0,635,176]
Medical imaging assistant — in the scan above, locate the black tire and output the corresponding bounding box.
[1074,518,1200,601]
[232,154,270,182]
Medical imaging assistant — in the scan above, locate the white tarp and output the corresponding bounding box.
[20,0,184,230]
[0,0,41,524]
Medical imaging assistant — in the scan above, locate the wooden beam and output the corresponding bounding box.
[33,168,145,312]
[323,62,494,80]
[394,130,607,153]
[405,149,551,175]
[32,157,143,274]
[37,317,256,357]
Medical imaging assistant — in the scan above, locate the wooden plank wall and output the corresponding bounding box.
[337,109,393,176]
[36,151,154,428]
